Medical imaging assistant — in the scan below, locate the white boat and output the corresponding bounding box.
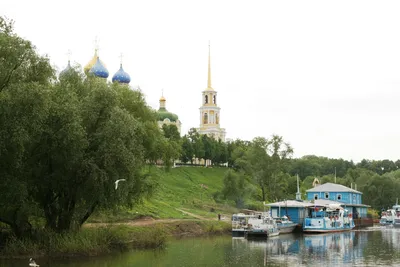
[380,209,397,226]
[231,213,259,236]
[388,203,400,227]
[275,215,297,234]
[245,213,280,237]
[303,204,355,233]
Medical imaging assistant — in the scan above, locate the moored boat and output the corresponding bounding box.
[303,203,355,233]
[245,213,280,238]
[275,215,297,234]
[231,213,259,236]
[379,209,396,226]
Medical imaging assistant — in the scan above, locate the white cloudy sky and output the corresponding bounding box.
[3,0,400,163]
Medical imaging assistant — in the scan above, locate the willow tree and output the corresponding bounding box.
[0,17,168,235]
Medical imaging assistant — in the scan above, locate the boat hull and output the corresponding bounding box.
[278,225,297,234]
[303,227,354,233]
[245,228,280,238]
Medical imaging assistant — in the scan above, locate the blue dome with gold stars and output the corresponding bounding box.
[112,64,131,84]
[89,57,109,78]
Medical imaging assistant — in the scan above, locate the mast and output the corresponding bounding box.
[334,167,337,183]
[296,174,301,200]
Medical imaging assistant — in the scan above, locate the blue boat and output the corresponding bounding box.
[275,215,297,234]
[266,180,370,230]
[303,203,355,233]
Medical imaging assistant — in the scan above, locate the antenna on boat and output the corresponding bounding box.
[296,174,301,200]
[334,167,337,183]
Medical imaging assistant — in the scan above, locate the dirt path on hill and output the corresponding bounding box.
[84,208,230,228]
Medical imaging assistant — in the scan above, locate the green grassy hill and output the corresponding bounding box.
[92,166,243,222]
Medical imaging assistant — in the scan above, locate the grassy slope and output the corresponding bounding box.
[136,166,240,219]
[92,166,240,222]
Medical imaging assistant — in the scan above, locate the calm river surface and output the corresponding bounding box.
[3,226,400,267]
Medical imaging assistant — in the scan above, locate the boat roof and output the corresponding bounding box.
[306,183,362,194]
[265,199,370,208]
[264,200,312,208]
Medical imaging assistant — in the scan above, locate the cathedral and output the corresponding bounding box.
[59,43,225,140]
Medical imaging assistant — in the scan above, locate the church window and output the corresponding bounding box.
[205,95,208,104]
[203,113,208,124]
[216,113,219,124]
[213,95,216,104]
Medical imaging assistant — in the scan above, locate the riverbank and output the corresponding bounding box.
[0,219,231,259]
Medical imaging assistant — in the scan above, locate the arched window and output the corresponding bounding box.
[213,95,216,104]
[216,113,219,124]
[203,113,208,124]
[205,95,208,104]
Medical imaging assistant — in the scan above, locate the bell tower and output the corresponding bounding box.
[197,42,226,141]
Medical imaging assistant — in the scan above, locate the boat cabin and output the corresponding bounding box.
[306,183,369,219]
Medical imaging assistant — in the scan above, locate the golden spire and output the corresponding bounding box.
[207,41,213,90]
[160,89,166,101]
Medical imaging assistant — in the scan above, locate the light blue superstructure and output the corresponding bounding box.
[306,183,368,219]
[267,182,369,230]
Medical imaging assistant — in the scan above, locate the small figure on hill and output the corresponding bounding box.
[218,213,221,221]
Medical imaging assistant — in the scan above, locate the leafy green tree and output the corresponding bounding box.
[222,170,248,208]
[180,135,194,163]
[160,124,182,170]
[0,17,54,91]
[0,29,167,235]
[187,128,205,161]
[201,134,215,162]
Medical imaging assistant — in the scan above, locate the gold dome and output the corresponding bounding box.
[84,50,107,74]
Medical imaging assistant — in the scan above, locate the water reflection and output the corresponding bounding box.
[4,228,400,266]
[233,232,360,266]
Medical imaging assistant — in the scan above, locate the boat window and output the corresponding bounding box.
[337,194,342,200]
[325,192,329,199]
[314,194,318,200]
[353,194,356,203]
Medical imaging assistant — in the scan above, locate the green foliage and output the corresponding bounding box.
[231,135,293,201]
[1,225,166,257]
[0,16,169,235]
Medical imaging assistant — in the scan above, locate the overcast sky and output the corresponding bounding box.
[3,0,400,163]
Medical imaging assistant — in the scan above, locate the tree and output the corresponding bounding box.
[160,124,182,170]
[0,17,54,237]
[0,32,167,235]
[187,128,205,160]
[180,135,194,163]
[222,170,249,208]
[0,17,54,91]
[233,135,293,201]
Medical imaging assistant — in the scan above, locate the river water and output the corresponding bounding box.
[2,226,400,267]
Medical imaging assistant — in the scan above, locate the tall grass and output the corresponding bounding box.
[1,225,166,258]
